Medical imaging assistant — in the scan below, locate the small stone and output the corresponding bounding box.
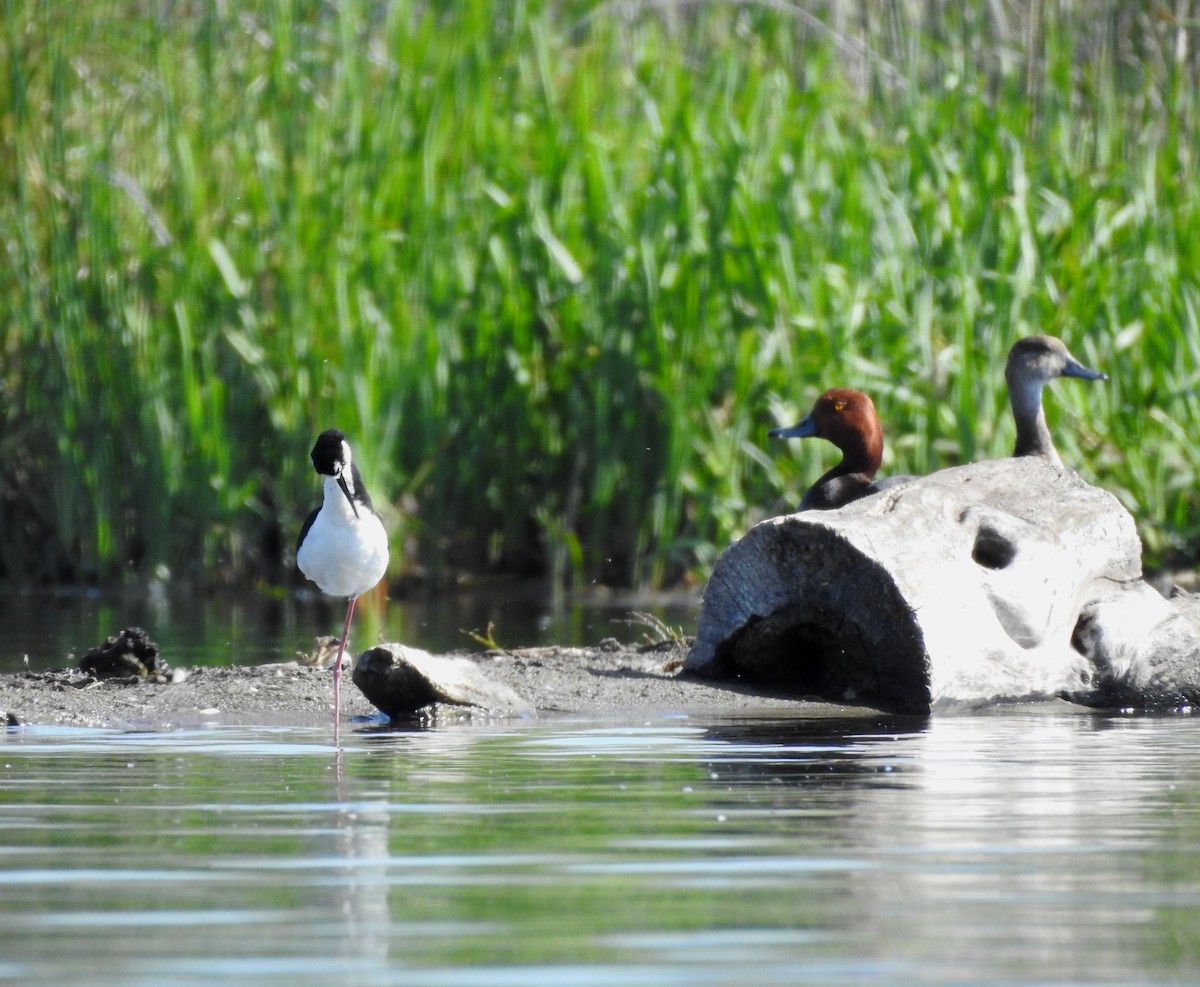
[297,636,343,668]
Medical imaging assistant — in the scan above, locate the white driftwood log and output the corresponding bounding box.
[685,457,1200,712]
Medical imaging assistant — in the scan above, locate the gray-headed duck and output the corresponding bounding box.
[770,387,889,511]
[1005,335,1107,466]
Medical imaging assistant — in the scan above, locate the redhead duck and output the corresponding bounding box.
[770,387,894,510]
[1005,335,1107,466]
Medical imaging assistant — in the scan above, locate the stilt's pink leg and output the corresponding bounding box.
[332,595,358,746]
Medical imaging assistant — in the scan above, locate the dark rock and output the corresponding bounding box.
[79,627,168,679]
[353,644,532,719]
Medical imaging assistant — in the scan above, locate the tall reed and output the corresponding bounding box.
[2,0,1199,588]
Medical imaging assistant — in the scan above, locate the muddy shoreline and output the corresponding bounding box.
[0,642,896,731]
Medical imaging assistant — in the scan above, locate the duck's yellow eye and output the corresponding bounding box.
[834,401,845,412]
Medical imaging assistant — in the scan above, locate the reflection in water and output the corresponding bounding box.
[693,711,1200,982]
[878,713,1200,982]
[0,584,700,673]
[1,711,1200,985]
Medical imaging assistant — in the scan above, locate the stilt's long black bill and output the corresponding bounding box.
[337,476,360,518]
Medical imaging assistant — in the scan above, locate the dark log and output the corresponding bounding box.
[353,644,532,718]
[684,458,1200,712]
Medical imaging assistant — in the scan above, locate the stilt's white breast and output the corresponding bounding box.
[298,479,389,598]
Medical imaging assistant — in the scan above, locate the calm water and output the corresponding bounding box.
[2,590,1200,984]
[2,711,1200,985]
[0,585,700,673]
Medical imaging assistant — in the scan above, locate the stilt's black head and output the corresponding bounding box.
[311,429,349,477]
[309,428,367,518]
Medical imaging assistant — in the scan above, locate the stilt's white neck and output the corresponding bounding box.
[323,474,361,522]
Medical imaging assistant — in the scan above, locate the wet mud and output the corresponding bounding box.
[0,640,879,730]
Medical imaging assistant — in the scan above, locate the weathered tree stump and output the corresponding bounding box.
[685,458,1200,712]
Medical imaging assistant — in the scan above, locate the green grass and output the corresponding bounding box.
[3,0,1200,588]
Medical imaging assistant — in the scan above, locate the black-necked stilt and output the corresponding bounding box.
[296,429,389,740]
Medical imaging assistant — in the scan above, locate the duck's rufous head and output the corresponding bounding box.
[769,387,884,477]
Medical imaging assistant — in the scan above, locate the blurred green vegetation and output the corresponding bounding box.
[2,0,1199,590]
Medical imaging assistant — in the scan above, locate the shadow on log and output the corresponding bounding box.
[685,458,1200,712]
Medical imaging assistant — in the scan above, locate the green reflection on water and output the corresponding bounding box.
[338,729,858,968]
